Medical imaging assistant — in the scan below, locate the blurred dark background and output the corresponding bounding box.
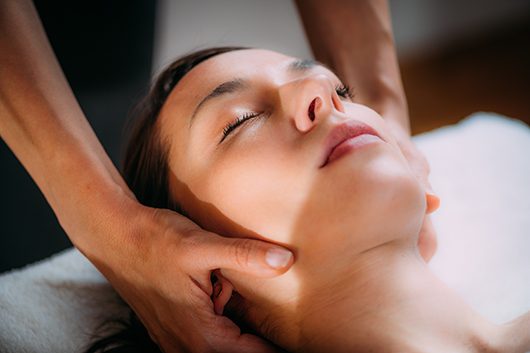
[0,1,156,272]
[401,16,530,134]
[1,0,528,272]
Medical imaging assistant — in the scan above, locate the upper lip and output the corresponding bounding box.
[319,120,382,168]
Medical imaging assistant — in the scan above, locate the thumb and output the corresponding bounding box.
[230,333,288,353]
[193,233,294,277]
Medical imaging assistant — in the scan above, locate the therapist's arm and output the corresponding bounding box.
[0,1,292,352]
[296,0,438,261]
[295,0,408,134]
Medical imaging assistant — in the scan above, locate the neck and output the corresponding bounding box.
[293,242,511,353]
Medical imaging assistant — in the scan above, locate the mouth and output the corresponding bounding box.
[319,120,383,168]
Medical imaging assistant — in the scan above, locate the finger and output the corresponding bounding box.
[408,157,439,210]
[232,333,287,353]
[406,151,438,205]
[413,156,431,190]
[399,140,431,189]
[184,232,294,277]
[422,175,434,195]
[211,315,286,353]
[426,192,440,214]
[212,271,234,315]
[418,216,437,262]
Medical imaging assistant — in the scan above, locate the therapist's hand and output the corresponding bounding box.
[1,2,292,352]
[99,202,293,353]
[387,124,439,262]
[2,1,428,351]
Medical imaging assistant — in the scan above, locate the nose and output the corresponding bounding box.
[278,74,345,133]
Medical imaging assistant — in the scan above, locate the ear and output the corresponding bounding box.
[211,270,234,315]
[425,191,440,214]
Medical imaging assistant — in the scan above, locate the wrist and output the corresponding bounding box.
[58,175,141,257]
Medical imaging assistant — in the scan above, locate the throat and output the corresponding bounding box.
[295,244,502,353]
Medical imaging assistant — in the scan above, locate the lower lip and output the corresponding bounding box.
[325,134,382,167]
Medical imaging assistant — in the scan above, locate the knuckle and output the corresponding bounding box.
[148,207,171,228]
[233,239,254,268]
[177,234,203,266]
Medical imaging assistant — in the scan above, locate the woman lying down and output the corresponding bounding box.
[86,47,530,353]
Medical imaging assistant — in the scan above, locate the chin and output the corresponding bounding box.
[378,171,426,241]
[313,150,426,250]
[367,150,426,231]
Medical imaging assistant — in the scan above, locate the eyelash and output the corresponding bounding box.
[335,84,354,100]
[220,84,354,142]
[221,111,260,142]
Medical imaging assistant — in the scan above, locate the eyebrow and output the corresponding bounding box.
[287,58,318,72]
[188,58,319,128]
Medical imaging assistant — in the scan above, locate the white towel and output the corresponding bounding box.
[0,249,127,353]
[415,112,530,324]
[1,112,529,352]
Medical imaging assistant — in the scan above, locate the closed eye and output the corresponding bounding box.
[220,111,262,143]
[335,84,354,100]
[219,84,353,144]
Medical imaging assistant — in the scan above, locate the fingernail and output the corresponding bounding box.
[266,248,293,269]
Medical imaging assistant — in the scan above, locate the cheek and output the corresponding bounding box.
[186,145,311,244]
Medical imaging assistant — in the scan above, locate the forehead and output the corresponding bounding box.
[158,49,313,133]
[157,49,333,149]
[177,49,295,90]
[161,50,292,120]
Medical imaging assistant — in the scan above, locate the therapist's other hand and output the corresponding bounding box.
[417,215,437,262]
[387,124,440,262]
[295,0,438,261]
[97,203,292,353]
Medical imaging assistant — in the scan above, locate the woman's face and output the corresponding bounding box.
[157,48,429,346]
[158,49,426,261]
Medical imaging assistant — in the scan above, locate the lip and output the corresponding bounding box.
[319,120,383,168]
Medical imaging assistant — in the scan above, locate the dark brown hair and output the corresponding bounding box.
[86,46,248,353]
[122,46,247,213]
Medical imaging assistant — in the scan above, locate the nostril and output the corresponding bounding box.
[308,97,318,121]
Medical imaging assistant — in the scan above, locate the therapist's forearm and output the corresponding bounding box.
[0,0,134,252]
[0,4,297,351]
[296,0,410,134]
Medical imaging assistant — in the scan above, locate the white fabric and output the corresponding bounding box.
[415,112,530,324]
[1,112,529,352]
[0,250,126,353]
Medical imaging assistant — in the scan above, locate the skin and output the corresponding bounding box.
[1,0,437,351]
[161,49,424,254]
[158,49,530,352]
[295,0,440,262]
[0,2,292,352]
